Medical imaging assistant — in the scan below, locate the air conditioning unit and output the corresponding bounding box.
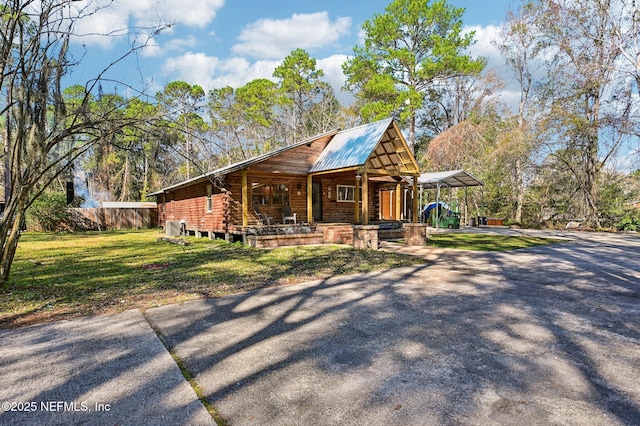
[166,220,181,237]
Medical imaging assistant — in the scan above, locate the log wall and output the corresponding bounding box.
[158,172,312,231]
[316,174,378,223]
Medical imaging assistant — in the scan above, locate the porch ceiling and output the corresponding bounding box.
[365,126,419,176]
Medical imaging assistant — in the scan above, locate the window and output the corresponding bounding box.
[272,183,289,206]
[206,184,213,212]
[252,183,271,206]
[252,183,289,206]
[337,185,362,202]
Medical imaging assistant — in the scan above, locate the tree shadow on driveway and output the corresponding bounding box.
[145,233,640,425]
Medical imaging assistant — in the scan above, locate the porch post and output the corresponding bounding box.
[355,174,360,223]
[242,169,248,227]
[419,184,423,223]
[465,186,469,227]
[395,181,402,220]
[307,174,313,224]
[435,182,441,228]
[362,171,369,225]
[412,175,418,223]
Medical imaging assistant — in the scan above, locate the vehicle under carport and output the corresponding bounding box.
[417,169,484,228]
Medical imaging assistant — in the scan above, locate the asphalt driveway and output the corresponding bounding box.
[0,310,214,425]
[146,231,640,425]
[1,230,638,425]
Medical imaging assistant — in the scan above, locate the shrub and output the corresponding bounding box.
[614,207,640,232]
[27,192,71,232]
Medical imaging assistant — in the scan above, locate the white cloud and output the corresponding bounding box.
[141,36,199,58]
[497,88,523,112]
[463,24,525,113]
[317,54,350,101]
[160,51,346,97]
[164,36,199,52]
[465,25,503,65]
[161,51,353,104]
[609,147,640,173]
[158,21,515,110]
[142,0,225,28]
[162,52,279,90]
[232,12,351,59]
[70,0,224,48]
[71,8,129,49]
[139,37,161,58]
[356,28,367,46]
[317,55,348,88]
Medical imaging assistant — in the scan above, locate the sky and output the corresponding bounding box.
[66,0,516,103]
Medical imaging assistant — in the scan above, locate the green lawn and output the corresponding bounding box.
[426,233,563,251]
[1,230,424,327]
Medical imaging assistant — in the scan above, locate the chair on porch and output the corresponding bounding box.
[281,204,297,224]
[254,205,273,225]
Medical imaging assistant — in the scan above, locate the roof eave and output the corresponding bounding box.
[147,128,340,196]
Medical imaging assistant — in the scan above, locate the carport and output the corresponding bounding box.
[417,169,484,227]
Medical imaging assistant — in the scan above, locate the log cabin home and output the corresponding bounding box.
[149,118,422,245]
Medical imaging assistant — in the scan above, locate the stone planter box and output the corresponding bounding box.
[322,225,354,244]
[246,233,324,248]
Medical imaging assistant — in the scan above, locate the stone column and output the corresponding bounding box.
[353,225,379,250]
[404,223,428,246]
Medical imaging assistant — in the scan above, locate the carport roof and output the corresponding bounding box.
[417,169,484,189]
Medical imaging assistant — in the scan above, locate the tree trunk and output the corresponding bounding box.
[120,153,130,202]
[409,113,416,156]
[0,199,26,284]
[514,158,524,223]
[0,225,22,283]
[583,89,602,229]
[584,134,601,228]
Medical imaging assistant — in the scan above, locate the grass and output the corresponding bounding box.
[0,229,424,328]
[426,233,562,251]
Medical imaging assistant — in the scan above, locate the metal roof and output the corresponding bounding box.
[417,170,484,189]
[310,118,396,173]
[147,129,339,196]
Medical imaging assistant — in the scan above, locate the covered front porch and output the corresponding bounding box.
[229,119,428,248]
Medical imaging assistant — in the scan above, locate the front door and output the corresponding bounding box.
[380,190,397,220]
[312,182,322,222]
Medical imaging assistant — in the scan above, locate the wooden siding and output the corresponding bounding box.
[316,173,378,223]
[156,138,333,231]
[249,135,333,175]
[241,171,309,224]
[160,180,225,230]
[158,172,312,231]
